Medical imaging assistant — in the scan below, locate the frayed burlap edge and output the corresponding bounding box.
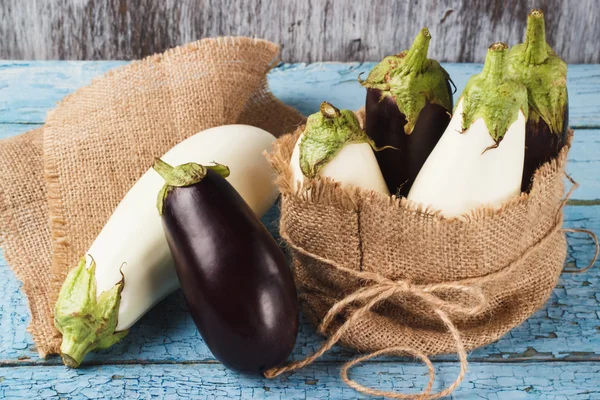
[268,125,572,221]
[48,38,282,116]
[0,129,59,357]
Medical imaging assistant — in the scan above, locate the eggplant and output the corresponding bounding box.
[508,9,569,192]
[360,27,454,196]
[290,101,389,196]
[54,125,280,368]
[152,159,299,374]
[408,43,528,218]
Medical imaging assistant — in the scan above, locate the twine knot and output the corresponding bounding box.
[265,266,488,399]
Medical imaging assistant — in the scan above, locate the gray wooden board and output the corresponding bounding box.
[0,0,598,63]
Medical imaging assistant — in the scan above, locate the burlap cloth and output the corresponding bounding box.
[0,37,303,357]
[265,125,595,399]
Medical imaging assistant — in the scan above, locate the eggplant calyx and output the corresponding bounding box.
[54,257,129,368]
[461,42,528,143]
[359,28,453,135]
[507,9,568,135]
[299,101,370,178]
[152,158,230,215]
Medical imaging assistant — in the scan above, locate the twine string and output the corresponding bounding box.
[562,228,599,274]
[264,224,487,398]
[560,175,598,274]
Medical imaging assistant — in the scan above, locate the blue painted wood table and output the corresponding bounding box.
[1,61,600,399]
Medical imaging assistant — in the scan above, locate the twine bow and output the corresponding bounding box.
[265,230,488,399]
[264,174,598,399]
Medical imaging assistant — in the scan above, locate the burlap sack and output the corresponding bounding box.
[265,125,577,398]
[0,37,303,357]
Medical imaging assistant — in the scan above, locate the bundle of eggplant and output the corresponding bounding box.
[55,125,299,372]
[53,7,567,375]
[292,9,568,219]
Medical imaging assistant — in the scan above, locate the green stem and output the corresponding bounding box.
[152,158,175,181]
[524,9,548,65]
[481,42,508,83]
[60,334,93,368]
[399,27,431,76]
[320,101,341,118]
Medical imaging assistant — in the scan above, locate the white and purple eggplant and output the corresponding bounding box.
[408,43,528,218]
[360,28,454,196]
[290,101,389,196]
[508,9,569,192]
[54,125,280,368]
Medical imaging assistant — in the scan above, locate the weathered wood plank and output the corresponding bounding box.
[566,130,600,201]
[0,62,599,127]
[2,206,599,365]
[1,362,599,399]
[0,61,127,124]
[1,0,598,63]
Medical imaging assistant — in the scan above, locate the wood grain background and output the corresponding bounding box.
[0,0,597,63]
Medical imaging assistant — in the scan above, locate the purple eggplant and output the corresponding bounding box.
[508,9,569,192]
[360,28,454,196]
[153,159,298,374]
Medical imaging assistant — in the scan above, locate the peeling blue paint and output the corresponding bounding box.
[1,362,600,399]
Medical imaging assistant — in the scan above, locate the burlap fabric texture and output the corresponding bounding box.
[265,125,583,399]
[0,37,303,357]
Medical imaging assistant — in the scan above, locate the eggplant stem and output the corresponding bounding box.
[153,158,229,214]
[54,257,127,368]
[300,103,372,178]
[152,158,175,181]
[357,72,365,85]
[481,43,508,83]
[524,9,549,65]
[320,101,341,118]
[398,27,431,76]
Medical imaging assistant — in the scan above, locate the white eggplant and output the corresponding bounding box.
[54,125,279,367]
[408,43,528,218]
[290,102,389,196]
